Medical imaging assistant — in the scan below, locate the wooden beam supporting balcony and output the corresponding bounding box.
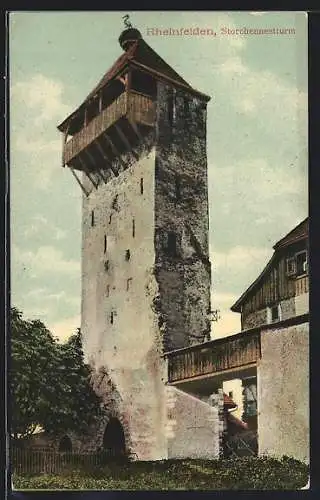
[78,155,99,190]
[83,148,97,171]
[70,167,90,197]
[127,116,143,142]
[103,132,126,169]
[114,123,139,160]
[94,137,111,165]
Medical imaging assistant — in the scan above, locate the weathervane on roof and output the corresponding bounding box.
[122,14,133,29]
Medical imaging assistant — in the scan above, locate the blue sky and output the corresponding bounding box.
[10,11,308,340]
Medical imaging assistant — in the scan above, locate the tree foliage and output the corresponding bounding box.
[10,307,102,439]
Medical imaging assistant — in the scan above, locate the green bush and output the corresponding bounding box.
[13,456,309,490]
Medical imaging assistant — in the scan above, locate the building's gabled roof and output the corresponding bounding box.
[58,31,210,132]
[273,217,308,250]
[231,217,309,313]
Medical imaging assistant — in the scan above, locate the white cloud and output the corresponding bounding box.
[210,157,307,212]
[12,244,80,276]
[218,55,307,122]
[11,74,72,125]
[22,215,67,241]
[211,244,272,273]
[11,74,73,189]
[16,136,61,155]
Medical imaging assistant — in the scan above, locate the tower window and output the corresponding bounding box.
[132,218,135,238]
[140,177,144,195]
[110,311,115,324]
[104,260,110,272]
[168,90,176,126]
[109,214,112,224]
[125,249,131,261]
[91,210,95,226]
[183,97,189,116]
[166,232,177,257]
[104,235,107,253]
[175,175,181,201]
[127,278,133,291]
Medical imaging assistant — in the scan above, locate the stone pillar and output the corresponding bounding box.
[208,388,224,458]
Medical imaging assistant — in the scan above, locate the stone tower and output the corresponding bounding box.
[58,26,212,460]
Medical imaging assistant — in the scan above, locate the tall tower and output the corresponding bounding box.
[58,26,211,460]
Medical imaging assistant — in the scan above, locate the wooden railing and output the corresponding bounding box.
[128,90,156,125]
[167,331,261,383]
[295,275,309,296]
[64,91,155,164]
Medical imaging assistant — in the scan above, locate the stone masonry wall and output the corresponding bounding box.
[257,322,309,463]
[166,386,221,459]
[81,141,168,460]
[154,82,211,350]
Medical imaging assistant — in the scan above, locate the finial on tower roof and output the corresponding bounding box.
[119,15,142,51]
[122,14,133,29]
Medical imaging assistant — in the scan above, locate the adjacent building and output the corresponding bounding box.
[230,218,309,462]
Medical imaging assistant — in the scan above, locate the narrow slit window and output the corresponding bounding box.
[91,210,95,227]
[125,249,131,261]
[104,260,110,272]
[110,311,114,324]
[106,284,110,297]
[175,175,181,201]
[140,177,144,195]
[109,214,112,224]
[104,235,107,253]
[184,97,189,116]
[168,90,176,126]
[127,278,133,291]
[132,218,135,238]
[167,231,177,257]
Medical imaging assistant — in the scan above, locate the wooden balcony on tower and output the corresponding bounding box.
[62,90,155,168]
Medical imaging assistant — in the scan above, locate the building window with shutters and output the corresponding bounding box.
[296,251,308,276]
[267,303,281,324]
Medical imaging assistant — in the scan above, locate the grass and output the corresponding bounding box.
[13,455,309,490]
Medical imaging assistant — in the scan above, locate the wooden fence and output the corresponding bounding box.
[12,447,128,475]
